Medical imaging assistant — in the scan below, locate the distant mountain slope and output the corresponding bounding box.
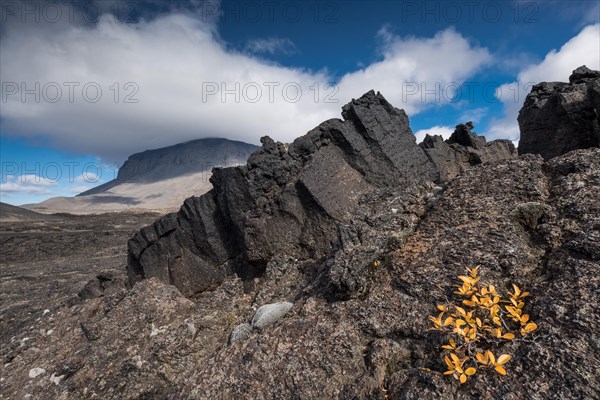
[25,138,258,213]
[79,138,258,196]
[0,202,60,221]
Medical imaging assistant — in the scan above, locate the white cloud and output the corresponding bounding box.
[15,174,58,186]
[0,9,491,161]
[336,27,492,115]
[485,24,600,142]
[413,125,454,144]
[0,175,55,196]
[245,38,297,55]
[74,172,101,183]
[459,107,488,124]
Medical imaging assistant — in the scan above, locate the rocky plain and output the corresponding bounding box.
[0,66,599,399]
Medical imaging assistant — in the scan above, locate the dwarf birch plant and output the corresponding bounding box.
[429,266,537,384]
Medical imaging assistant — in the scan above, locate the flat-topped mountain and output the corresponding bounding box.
[25,138,258,213]
[79,138,258,196]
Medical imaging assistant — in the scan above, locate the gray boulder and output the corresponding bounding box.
[251,302,293,330]
[518,65,600,160]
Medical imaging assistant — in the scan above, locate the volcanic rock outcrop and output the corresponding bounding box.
[420,121,516,182]
[518,65,600,160]
[127,91,516,297]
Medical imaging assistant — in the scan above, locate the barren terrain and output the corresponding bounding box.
[0,210,161,353]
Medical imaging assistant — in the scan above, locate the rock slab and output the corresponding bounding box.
[518,65,600,160]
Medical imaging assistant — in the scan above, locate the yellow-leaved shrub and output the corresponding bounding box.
[428,266,537,384]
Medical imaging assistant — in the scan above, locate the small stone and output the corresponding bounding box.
[251,302,293,330]
[187,322,197,339]
[50,373,62,385]
[28,368,46,379]
[229,323,252,344]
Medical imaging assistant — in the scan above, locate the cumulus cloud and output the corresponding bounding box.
[413,125,454,144]
[1,3,491,161]
[336,27,492,115]
[485,23,600,142]
[0,175,56,196]
[15,174,58,186]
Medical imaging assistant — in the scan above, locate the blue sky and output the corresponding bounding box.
[1,0,599,205]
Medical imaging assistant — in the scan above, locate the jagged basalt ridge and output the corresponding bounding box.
[127,91,440,296]
[518,65,600,160]
[420,121,517,182]
[127,91,515,297]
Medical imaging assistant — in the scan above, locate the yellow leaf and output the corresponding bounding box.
[487,351,495,364]
[495,365,507,375]
[476,353,487,364]
[497,354,511,365]
[437,305,447,312]
[522,322,537,334]
[512,284,521,297]
[443,370,454,375]
[462,299,476,307]
[444,356,453,369]
[502,333,516,340]
[450,353,460,364]
[460,373,467,384]
[444,317,454,326]
[465,367,476,376]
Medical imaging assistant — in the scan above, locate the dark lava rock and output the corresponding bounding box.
[2,150,598,399]
[518,65,600,160]
[128,92,517,297]
[127,91,439,297]
[420,122,517,182]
